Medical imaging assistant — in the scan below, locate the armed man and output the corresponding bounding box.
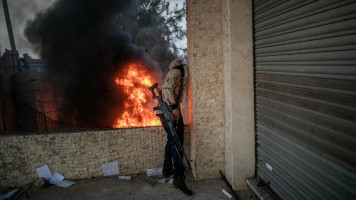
[158,58,193,196]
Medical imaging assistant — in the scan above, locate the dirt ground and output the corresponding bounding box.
[14,172,251,200]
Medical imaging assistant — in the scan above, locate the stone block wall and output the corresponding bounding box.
[0,127,190,188]
[187,0,228,179]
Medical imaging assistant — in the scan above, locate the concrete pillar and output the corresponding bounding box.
[186,0,255,187]
[186,0,228,179]
[224,0,255,190]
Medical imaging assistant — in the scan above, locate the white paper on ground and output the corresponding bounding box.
[146,168,162,177]
[118,176,131,181]
[0,188,20,200]
[168,179,174,184]
[222,189,233,199]
[156,179,165,183]
[102,161,119,176]
[35,166,75,188]
[36,165,52,180]
[49,172,65,184]
[54,180,75,188]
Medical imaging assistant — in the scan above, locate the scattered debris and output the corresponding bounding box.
[49,172,65,184]
[118,176,131,181]
[102,161,120,176]
[146,168,162,177]
[0,188,19,200]
[222,189,233,199]
[156,179,166,183]
[168,179,174,184]
[36,165,52,180]
[53,180,75,188]
[220,170,240,200]
[36,165,76,188]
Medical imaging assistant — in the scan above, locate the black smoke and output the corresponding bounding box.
[25,0,161,127]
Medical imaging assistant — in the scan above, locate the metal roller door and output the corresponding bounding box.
[253,0,356,199]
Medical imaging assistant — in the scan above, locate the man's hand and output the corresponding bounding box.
[171,108,181,122]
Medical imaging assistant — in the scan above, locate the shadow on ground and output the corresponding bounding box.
[19,172,251,200]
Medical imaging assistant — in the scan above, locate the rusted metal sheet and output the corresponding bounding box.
[254,0,356,199]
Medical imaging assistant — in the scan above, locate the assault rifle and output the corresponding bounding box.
[148,83,192,171]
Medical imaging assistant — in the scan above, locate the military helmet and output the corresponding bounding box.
[169,58,186,69]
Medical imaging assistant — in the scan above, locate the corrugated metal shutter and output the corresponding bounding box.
[253,0,356,199]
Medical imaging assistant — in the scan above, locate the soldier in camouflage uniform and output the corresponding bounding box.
[159,58,193,196]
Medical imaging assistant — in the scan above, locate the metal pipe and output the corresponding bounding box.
[2,0,17,51]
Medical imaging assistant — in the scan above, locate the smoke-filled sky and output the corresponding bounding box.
[0,0,186,58]
[0,0,55,56]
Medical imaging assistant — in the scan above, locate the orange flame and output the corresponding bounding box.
[114,63,161,128]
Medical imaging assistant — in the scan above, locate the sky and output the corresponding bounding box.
[0,0,186,59]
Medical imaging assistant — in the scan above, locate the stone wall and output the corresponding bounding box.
[0,127,190,188]
[187,0,228,179]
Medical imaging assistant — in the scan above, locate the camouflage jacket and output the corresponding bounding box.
[162,68,184,107]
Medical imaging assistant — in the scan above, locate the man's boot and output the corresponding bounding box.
[173,175,193,196]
